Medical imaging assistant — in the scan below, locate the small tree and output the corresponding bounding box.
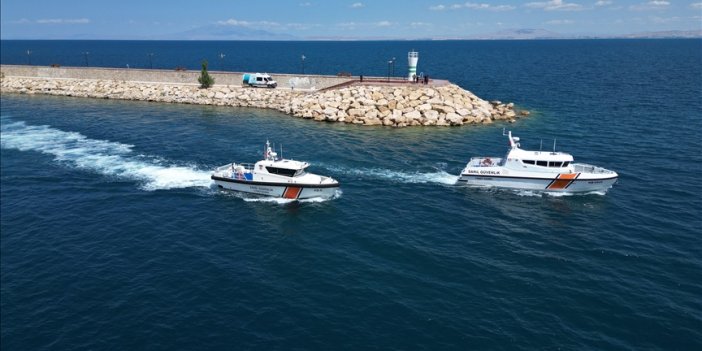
[198,60,214,89]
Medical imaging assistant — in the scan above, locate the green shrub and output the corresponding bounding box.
[198,60,214,89]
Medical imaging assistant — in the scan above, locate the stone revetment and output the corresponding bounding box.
[1,65,529,127]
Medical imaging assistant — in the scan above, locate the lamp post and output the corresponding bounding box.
[147,53,154,69]
[26,50,32,65]
[83,52,90,67]
[301,54,306,75]
[387,59,392,82]
[392,57,396,79]
[218,53,225,71]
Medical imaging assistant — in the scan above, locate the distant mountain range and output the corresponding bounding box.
[160,25,296,41]
[466,28,563,40]
[196,27,700,41]
[420,28,702,40]
[2,26,700,41]
[614,30,702,39]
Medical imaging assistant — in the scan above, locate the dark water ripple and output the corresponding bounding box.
[2,40,702,350]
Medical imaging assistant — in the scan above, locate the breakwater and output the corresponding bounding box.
[1,65,526,127]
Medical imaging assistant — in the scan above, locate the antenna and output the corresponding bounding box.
[280,144,283,160]
[553,138,557,152]
[540,139,543,151]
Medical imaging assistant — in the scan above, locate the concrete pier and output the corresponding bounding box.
[1,65,525,127]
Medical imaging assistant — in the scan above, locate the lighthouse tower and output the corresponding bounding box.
[407,51,419,81]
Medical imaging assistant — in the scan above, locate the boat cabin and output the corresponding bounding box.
[502,130,575,172]
[255,159,309,178]
[507,148,574,169]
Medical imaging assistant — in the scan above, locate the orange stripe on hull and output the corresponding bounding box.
[547,173,579,190]
[283,186,302,199]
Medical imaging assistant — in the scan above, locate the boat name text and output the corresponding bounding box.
[466,170,501,175]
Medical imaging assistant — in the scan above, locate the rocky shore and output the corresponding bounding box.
[0,76,528,127]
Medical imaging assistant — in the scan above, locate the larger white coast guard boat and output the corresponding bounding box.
[212,141,339,199]
[458,130,618,193]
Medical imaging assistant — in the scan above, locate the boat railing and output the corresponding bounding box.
[573,163,615,174]
[215,162,255,176]
[469,157,504,167]
[238,163,255,171]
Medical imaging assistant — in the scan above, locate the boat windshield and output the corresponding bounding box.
[294,169,307,177]
[265,166,297,177]
[522,160,571,167]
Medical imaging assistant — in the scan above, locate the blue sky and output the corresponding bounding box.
[1,0,701,39]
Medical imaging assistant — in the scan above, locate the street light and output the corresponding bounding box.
[391,57,396,79]
[148,53,154,69]
[83,52,90,67]
[387,59,392,82]
[26,50,32,65]
[301,54,306,75]
[218,53,226,71]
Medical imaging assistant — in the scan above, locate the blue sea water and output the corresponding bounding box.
[2,40,702,350]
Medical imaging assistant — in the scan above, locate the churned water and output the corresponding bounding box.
[2,40,701,350]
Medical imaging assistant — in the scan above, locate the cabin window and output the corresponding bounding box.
[549,161,563,167]
[265,167,297,177]
[536,161,548,167]
[523,160,536,165]
[257,77,263,82]
[562,161,570,167]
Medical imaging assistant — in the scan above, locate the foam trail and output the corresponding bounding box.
[322,164,458,185]
[1,119,213,191]
[471,187,607,197]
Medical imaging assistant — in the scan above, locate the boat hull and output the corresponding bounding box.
[212,176,339,199]
[458,173,617,193]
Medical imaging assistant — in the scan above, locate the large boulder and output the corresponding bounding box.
[323,107,338,117]
[456,108,471,116]
[408,90,422,100]
[422,110,439,121]
[433,105,455,114]
[363,117,382,126]
[417,103,432,111]
[348,108,364,117]
[446,112,463,125]
[404,110,422,120]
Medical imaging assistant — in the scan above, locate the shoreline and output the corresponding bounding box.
[0,65,527,127]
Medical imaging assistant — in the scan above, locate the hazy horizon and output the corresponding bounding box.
[2,0,701,40]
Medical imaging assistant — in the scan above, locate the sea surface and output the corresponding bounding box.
[2,40,701,350]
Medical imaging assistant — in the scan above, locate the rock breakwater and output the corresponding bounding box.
[1,76,526,127]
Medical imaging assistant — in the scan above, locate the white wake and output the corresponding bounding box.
[321,164,458,185]
[1,119,213,191]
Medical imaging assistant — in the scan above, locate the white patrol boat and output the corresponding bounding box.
[212,141,339,199]
[458,130,618,193]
